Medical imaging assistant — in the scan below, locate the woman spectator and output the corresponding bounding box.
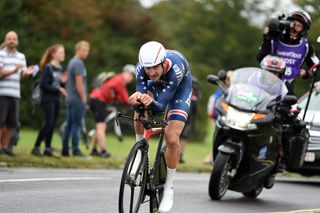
[31,44,67,157]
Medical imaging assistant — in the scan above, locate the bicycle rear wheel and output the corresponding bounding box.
[119,141,148,213]
[149,149,167,212]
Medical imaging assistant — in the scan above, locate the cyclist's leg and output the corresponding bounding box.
[164,120,185,169]
[131,111,148,175]
[159,74,192,212]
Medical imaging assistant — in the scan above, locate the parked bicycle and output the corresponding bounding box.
[88,105,134,142]
[118,107,167,213]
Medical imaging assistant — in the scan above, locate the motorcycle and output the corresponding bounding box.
[207,67,298,200]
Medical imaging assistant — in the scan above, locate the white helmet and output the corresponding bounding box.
[122,64,136,74]
[260,55,286,75]
[138,41,166,67]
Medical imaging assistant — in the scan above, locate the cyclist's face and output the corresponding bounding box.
[144,63,163,81]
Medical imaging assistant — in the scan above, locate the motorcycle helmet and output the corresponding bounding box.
[287,10,311,37]
[260,55,286,77]
[138,41,166,67]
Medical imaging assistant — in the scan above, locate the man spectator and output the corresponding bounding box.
[61,40,90,157]
[0,31,34,156]
[89,64,136,158]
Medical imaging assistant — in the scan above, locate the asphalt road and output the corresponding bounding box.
[0,168,319,213]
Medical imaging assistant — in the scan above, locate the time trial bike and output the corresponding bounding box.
[118,108,167,213]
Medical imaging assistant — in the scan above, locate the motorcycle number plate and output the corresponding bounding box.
[304,152,315,162]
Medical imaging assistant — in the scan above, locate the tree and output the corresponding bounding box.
[147,0,261,140]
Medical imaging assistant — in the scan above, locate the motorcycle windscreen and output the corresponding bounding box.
[226,67,285,112]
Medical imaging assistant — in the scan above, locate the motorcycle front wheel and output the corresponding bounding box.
[208,152,233,200]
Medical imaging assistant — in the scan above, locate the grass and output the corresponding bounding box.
[0,125,214,173]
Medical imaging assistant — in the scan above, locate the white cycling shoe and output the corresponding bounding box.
[158,187,174,213]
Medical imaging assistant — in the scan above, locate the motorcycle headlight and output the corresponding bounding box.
[225,106,257,130]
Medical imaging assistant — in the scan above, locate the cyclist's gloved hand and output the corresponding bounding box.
[133,103,148,115]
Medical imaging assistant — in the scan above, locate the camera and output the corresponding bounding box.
[267,14,291,39]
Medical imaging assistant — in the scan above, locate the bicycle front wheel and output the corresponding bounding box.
[119,141,148,213]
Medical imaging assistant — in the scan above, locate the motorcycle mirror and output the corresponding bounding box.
[207,74,220,85]
[282,95,297,106]
[217,69,227,81]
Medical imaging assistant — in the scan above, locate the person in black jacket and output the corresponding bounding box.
[31,44,67,157]
[257,10,319,95]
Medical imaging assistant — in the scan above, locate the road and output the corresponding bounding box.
[0,168,319,213]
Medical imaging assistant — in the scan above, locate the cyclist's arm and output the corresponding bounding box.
[149,70,179,113]
[134,111,144,135]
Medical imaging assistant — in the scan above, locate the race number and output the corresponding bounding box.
[284,67,292,77]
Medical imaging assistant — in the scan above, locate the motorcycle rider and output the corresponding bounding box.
[259,55,289,188]
[257,10,319,95]
[259,54,288,100]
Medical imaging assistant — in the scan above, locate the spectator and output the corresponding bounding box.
[31,44,67,157]
[61,41,90,157]
[203,70,232,164]
[0,31,34,156]
[89,64,136,158]
[179,76,200,164]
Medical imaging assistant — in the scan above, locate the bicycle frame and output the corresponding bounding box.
[117,112,168,212]
[145,127,167,194]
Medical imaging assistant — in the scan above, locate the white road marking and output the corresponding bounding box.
[0,177,108,183]
[270,209,320,213]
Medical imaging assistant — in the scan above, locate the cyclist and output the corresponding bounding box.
[128,41,192,212]
[89,64,135,158]
[257,10,319,95]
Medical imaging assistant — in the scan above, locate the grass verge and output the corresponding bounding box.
[0,128,214,173]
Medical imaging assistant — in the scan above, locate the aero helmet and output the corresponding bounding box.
[287,10,311,36]
[260,55,286,75]
[138,41,166,67]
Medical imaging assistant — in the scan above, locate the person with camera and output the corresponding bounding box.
[257,10,319,95]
